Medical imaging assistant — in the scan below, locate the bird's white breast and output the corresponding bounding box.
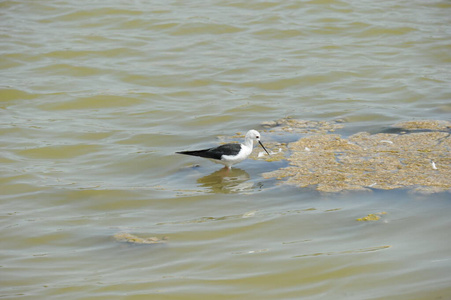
[221,144,252,166]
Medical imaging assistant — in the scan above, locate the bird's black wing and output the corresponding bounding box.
[176,143,241,160]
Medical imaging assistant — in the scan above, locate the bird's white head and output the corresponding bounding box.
[245,129,270,156]
[246,129,261,141]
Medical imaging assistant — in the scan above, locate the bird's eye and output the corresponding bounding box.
[256,136,259,139]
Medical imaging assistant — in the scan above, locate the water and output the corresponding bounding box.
[1,0,451,299]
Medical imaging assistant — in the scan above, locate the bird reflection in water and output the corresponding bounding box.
[196,168,255,194]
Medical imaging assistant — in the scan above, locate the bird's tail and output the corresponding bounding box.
[176,150,210,158]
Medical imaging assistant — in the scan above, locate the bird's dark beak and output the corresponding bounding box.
[259,141,271,156]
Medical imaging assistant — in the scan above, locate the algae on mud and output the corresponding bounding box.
[262,119,451,193]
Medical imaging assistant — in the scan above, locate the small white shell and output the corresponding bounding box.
[431,161,438,170]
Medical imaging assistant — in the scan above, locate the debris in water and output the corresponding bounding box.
[114,232,168,244]
[391,120,451,131]
[262,119,451,193]
[356,212,387,221]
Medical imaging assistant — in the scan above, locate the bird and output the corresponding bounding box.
[176,129,270,169]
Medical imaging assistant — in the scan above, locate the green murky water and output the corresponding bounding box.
[1,0,450,299]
